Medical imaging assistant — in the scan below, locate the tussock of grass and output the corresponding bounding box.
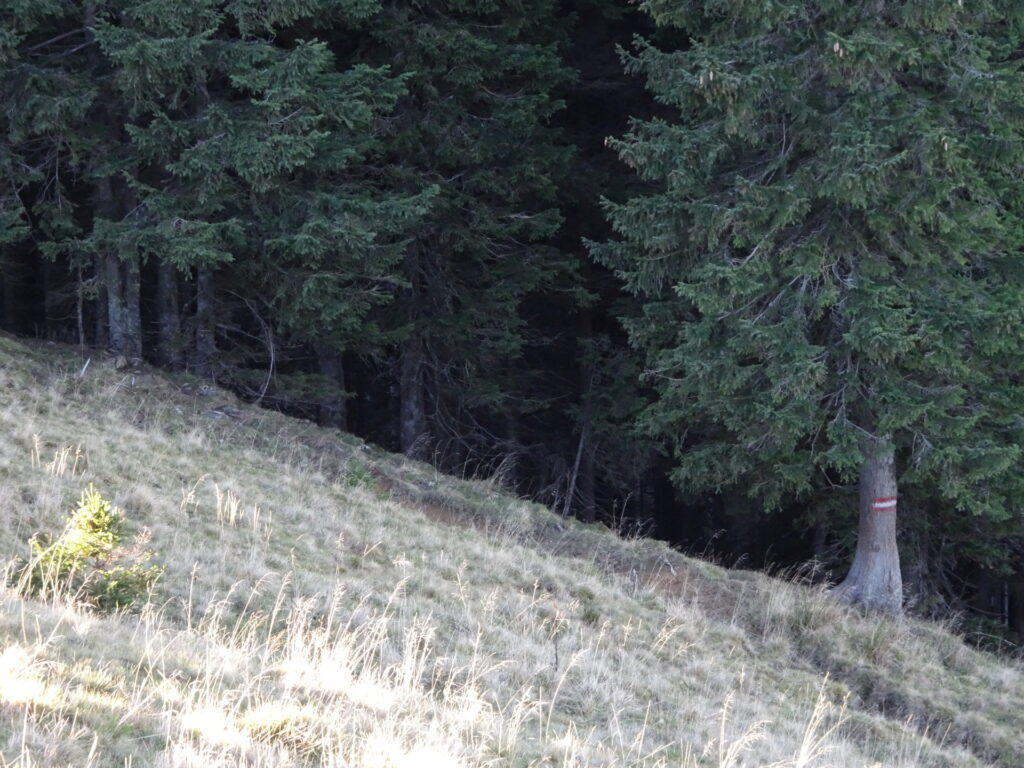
[0,334,1021,767]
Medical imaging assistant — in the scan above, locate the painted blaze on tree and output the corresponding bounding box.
[592,1,1024,612]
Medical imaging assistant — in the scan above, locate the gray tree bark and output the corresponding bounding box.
[833,435,903,613]
[194,265,216,378]
[103,251,127,356]
[94,171,142,362]
[317,346,348,431]
[103,252,142,362]
[400,336,428,460]
[123,252,142,361]
[156,261,182,369]
[93,267,108,350]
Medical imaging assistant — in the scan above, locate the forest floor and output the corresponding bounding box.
[0,332,1021,768]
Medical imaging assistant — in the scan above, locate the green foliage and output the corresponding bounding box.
[100,0,433,351]
[362,0,576,437]
[344,460,377,491]
[1,0,433,360]
[592,0,1024,560]
[21,485,163,611]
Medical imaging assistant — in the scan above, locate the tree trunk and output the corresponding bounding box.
[156,261,182,369]
[95,172,141,362]
[194,265,216,379]
[93,266,108,349]
[103,252,142,362]
[834,435,902,613]
[400,336,428,460]
[317,345,348,430]
[104,251,127,356]
[123,252,142,362]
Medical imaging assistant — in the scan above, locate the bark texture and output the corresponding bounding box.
[93,269,108,350]
[156,261,182,369]
[104,252,127,356]
[123,252,142,361]
[317,347,348,431]
[194,266,216,378]
[95,172,142,362]
[834,435,903,613]
[400,336,428,460]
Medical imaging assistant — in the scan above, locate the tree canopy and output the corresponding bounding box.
[592,0,1024,610]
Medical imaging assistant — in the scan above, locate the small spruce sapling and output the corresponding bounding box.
[19,484,163,610]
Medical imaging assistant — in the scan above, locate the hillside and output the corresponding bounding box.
[0,333,1021,768]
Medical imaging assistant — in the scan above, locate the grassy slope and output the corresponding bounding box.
[0,333,1020,768]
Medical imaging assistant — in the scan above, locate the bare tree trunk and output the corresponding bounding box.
[95,172,140,362]
[834,435,902,613]
[400,336,428,460]
[104,251,127,356]
[93,264,108,349]
[102,252,141,362]
[156,261,182,368]
[317,346,348,430]
[123,252,142,362]
[194,265,216,379]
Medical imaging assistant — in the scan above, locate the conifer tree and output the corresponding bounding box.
[0,2,98,341]
[594,0,1024,611]
[95,0,430,374]
[2,1,429,371]
[360,0,574,461]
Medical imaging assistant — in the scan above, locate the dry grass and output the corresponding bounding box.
[0,333,1020,767]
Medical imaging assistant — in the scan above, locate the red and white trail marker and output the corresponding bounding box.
[871,497,897,512]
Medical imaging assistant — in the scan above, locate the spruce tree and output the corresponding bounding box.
[2,1,429,371]
[0,2,99,341]
[593,0,1024,611]
[94,0,431,375]
[360,0,574,462]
